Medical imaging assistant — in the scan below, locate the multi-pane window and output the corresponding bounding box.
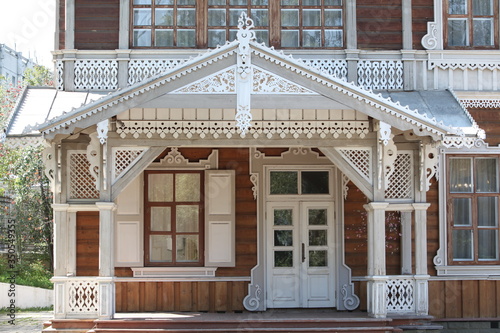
[131,0,343,48]
[132,0,196,47]
[281,0,343,48]
[269,170,330,195]
[144,171,204,266]
[446,0,498,47]
[448,156,500,263]
[208,0,269,48]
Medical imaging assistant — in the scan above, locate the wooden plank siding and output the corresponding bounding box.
[76,211,99,276]
[115,281,248,312]
[58,0,65,49]
[468,108,500,146]
[74,0,119,50]
[357,0,403,50]
[412,0,434,50]
[429,280,500,319]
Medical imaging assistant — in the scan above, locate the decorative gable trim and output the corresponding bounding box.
[172,67,236,94]
[252,67,317,94]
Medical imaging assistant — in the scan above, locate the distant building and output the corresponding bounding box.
[0,44,36,85]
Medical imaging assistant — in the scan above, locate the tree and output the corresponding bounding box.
[0,66,54,273]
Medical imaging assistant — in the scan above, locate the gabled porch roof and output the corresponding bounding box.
[5,22,479,142]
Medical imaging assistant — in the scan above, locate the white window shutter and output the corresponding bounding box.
[115,175,143,267]
[205,170,235,267]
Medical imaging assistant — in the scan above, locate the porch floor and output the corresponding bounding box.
[43,309,439,333]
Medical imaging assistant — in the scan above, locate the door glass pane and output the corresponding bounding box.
[282,0,299,5]
[155,8,173,25]
[309,250,327,267]
[473,0,493,15]
[473,19,494,46]
[303,0,321,4]
[274,209,293,225]
[155,29,174,46]
[251,9,269,26]
[270,171,298,194]
[325,0,342,4]
[151,207,172,231]
[175,173,200,201]
[478,230,498,260]
[449,158,472,192]
[476,158,497,192]
[302,171,329,194]
[309,209,327,225]
[303,30,321,47]
[208,30,226,47]
[453,198,471,226]
[281,30,299,47]
[449,0,467,14]
[255,30,269,45]
[149,173,173,201]
[134,29,152,46]
[452,229,473,260]
[150,235,172,262]
[230,9,246,26]
[274,230,293,246]
[274,251,293,267]
[156,0,173,4]
[477,197,497,226]
[309,230,327,246]
[176,205,199,232]
[208,9,226,26]
[230,0,247,4]
[135,0,152,4]
[176,235,199,261]
[177,0,195,5]
[448,19,468,46]
[209,0,226,4]
[252,0,268,4]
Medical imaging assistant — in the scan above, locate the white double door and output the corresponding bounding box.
[266,201,335,308]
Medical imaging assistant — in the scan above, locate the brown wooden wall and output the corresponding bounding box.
[74,0,120,50]
[412,0,434,50]
[357,0,403,49]
[430,280,500,319]
[58,0,65,49]
[76,211,99,276]
[115,281,248,312]
[468,108,500,146]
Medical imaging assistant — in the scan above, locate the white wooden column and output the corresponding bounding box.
[400,212,412,275]
[96,202,117,319]
[365,202,389,318]
[65,0,75,49]
[53,204,70,276]
[413,203,430,315]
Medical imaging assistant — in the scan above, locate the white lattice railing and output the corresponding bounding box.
[66,278,99,315]
[128,59,188,85]
[74,60,118,90]
[357,60,404,90]
[385,152,414,200]
[386,276,415,313]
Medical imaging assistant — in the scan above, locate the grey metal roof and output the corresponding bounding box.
[381,90,474,128]
[6,87,107,136]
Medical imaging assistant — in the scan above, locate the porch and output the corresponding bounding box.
[43,309,439,333]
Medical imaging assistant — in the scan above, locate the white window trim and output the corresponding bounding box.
[132,267,217,278]
[436,148,500,276]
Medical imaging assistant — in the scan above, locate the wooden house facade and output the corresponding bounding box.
[5,0,500,330]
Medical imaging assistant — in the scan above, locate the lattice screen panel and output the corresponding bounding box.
[69,152,100,200]
[113,148,145,182]
[337,148,372,183]
[385,152,413,200]
[386,277,415,313]
[68,280,99,314]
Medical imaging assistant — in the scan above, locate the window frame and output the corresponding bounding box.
[446,155,500,265]
[444,0,499,49]
[144,170,205,267]
[130,0,345,49]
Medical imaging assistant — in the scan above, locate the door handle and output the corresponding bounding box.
[302,243,305,263]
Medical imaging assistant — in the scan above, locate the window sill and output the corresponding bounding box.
[436,265,500,276]
[132,267,217,278]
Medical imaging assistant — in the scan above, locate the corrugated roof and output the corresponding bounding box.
[6,87,107,136]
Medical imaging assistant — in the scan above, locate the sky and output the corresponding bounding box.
[0,0,56,68]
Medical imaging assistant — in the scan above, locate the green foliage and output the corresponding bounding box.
[0,256,52,289]
[23,65,53,87]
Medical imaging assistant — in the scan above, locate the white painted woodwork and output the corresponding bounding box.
[96,202,117,277]
[98,278,115,319]
[205,170,236,267]
[413,203,430,276]
[53,204,70,277]
[266,201,335,308]
[400,212,412,275]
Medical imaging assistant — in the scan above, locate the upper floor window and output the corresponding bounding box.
[447,156,500,264]
[446,0,498,48]
[131,0,344,49]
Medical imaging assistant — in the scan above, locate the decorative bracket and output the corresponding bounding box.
[42,143,57,194]
[87,133,101,191]
[97,119,109,145]
[420,143,439,192]
[235,12,255,135]
[378,121,392,146]
[376,121,397,190]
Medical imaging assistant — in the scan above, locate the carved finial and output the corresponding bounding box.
[237,11,255,33]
